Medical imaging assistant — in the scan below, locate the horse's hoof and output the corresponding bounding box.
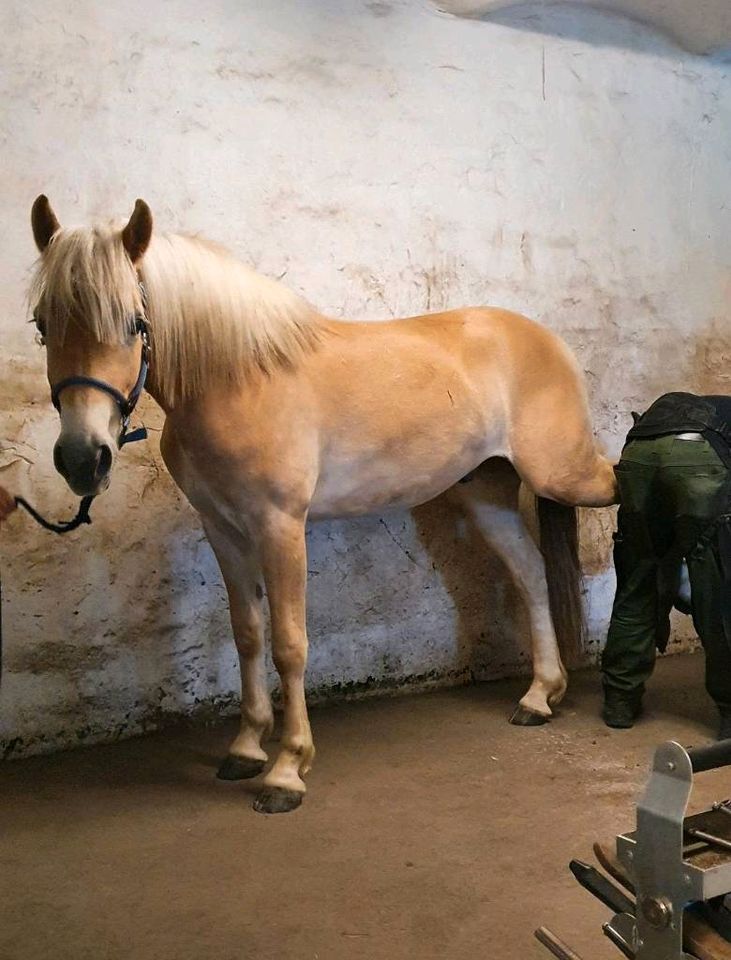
[253,787,304,815]
[216,755,266,781]
[510,705,550,726]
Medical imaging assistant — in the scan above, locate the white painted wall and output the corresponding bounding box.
[1,0,729,757]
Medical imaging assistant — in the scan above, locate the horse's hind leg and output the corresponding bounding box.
[451,461,567,722]
[510,387,617,507]
[202,517,274,781]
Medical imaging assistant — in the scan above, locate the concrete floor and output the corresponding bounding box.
[2,652,729,960]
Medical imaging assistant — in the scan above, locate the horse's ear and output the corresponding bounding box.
[31,195,61,253]
[122,198,153,263]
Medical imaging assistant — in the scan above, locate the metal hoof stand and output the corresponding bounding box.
[537,739,731,960]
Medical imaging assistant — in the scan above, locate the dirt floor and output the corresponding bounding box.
[3,652,731,960]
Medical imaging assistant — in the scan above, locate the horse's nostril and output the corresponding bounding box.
[53,442,67,478]
[95,444,113,481]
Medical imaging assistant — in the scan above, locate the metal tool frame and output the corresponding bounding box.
[537,737,731,960]
[614,740,697,959]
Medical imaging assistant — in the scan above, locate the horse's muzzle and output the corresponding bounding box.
[53,436,114,496]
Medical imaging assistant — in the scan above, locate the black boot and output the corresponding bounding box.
[602,687,643,729]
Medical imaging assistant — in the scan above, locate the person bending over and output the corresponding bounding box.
[602,393,731,737]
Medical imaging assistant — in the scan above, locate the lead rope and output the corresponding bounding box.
[1,428,148,687]
[1,497,95,687]
[9,424,149,536]
[13,494,94,533]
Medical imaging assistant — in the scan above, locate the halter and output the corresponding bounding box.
[49,282,152,448]
[13,282,151,533]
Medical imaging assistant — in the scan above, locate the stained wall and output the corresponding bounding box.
[1,0,728,756]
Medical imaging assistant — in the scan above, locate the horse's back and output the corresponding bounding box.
[348,305,575,372]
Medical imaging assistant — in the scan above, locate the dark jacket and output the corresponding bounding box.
[627,392,731,467]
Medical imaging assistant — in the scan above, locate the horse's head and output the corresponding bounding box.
[29,196,153,497]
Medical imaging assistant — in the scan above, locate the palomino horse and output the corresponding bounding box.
[28,196,617,814]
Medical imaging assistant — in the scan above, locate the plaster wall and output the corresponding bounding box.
[1,0,728,757]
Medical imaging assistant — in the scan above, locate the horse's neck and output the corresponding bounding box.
[142,363,172,416]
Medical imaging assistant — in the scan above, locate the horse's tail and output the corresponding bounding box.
[536,496,584,669]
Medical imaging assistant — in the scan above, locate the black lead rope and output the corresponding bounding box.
[1,429,148,682]
[1,497,92,688]
[9,427,148,536]
[13,494,95,534]
[0,433,148,687]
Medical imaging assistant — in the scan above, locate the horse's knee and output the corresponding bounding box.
[231,599,265,650]
[234,629,265,660]
[272,636,307,675]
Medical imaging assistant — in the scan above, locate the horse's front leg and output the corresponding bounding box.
[202,518,274,780]
[253,512,313,815]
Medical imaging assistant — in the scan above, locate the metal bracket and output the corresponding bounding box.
[616,741,699,960]
[537,738,731,960]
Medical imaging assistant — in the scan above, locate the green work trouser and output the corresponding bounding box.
[601,435,731,709]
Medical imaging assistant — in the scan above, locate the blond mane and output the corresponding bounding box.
[29,223,322,406]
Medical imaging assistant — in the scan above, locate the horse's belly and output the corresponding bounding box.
[308,438,500,519]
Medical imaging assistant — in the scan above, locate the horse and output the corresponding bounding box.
[27,195,617,814]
